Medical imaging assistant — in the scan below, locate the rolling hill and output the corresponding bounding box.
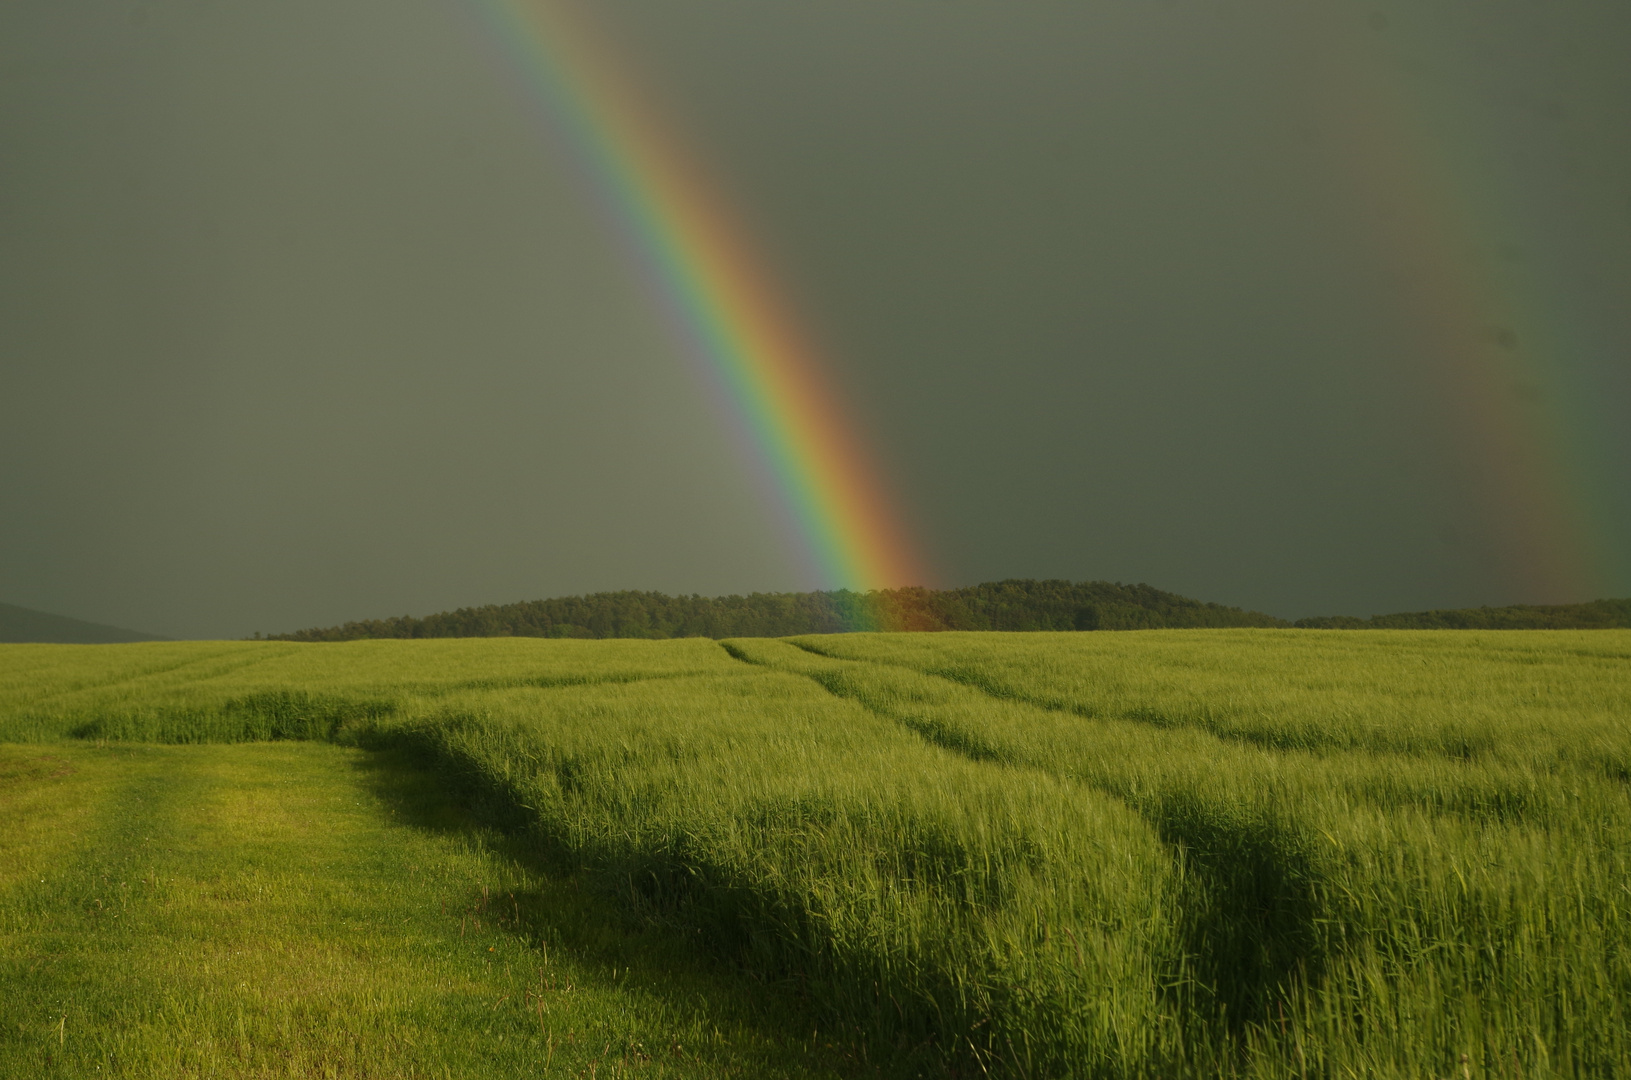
[269,579,1288,641]
[270,580,1631,641]
[0,601,166,644]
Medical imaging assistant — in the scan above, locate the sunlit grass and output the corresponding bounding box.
[0,741,866,1079]
[793,629,1631,765]
[2,630,1629,1077]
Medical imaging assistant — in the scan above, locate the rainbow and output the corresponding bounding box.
[468,0,927,597]
[1317,16,1620,601]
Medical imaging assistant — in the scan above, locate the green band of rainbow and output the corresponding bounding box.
[475,0,926,593]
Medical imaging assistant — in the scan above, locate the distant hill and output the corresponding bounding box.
[271,579,1289,641]
[1295,598,1631,630]
[0,602,167,644]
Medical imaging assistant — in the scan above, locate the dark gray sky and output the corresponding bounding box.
[3,0,1628,638]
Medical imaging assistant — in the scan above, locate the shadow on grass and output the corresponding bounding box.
[347,744,891,1080]
[746,644,1325,1040]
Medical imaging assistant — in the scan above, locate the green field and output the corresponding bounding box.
[2,631,1628,1078]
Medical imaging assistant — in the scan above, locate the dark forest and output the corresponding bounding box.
[268,581,1631,641]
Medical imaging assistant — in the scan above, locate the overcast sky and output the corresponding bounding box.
[3,0,1628,638]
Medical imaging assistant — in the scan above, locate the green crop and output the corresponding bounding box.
[2,629,1627,1078]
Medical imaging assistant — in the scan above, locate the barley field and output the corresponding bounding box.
[2,630,1627,1078]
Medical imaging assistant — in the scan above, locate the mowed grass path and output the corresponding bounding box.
[0,741,861,1079]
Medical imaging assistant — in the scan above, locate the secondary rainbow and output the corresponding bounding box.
[1317,17,1619,600]
[469,0,926,594]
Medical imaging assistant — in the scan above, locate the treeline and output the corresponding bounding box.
[1294,597,1631,630]
[268,583,1631,642]
[270,579,1286,641]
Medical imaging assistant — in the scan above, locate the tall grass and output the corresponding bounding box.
[388,672,1183,1076]
[0,638,727,742]
[2,630,1628,1077]
[760,632,1631,1076]
[793,630,1631,772]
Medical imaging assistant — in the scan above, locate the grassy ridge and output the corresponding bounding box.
[3,632,1629,1077]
